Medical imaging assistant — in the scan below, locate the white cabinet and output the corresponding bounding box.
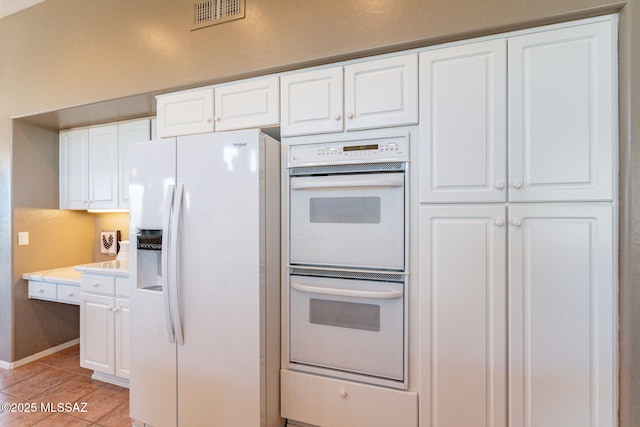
[419,20,615,204]
[281,54,418,136]
[80,273,130,383]
[28,280,81,305]
[118,119,151,209]
[508,204,615,427]
[344,54,418,131]
[419,205,507,427]
[419,40,507,203]
[59,128,89,210]
[156,87,214,138]
[419,203,616,427]
[214,76,279,131]
[156,76,279,137]
[508,21,616,202]
[281,67,343,136]
[281,370,418,427]
[60,124,118,210]
[87,124,119,209]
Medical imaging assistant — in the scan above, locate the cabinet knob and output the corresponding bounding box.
[495,182,505,190]
[512,181,523,189]
[214,116,221,122]
[334,114,341,121]
[339,389,348,398]
[92,282,100,287]
[512,219,523,227]
[68,292,75,297]
[347,112,355,120]
[38,288,45,293]
[495,218,505,226]
[207,117,213,123]
[114,307,120,313]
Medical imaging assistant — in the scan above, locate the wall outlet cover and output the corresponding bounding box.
[100,230,120,255]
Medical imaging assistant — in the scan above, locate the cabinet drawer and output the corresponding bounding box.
[28,281,57,300]
[115,277,130,297]
[281,370,418,427]
[57,284,81,304]
[81,274,115,295]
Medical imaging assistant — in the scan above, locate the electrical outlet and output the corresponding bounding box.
[18,232,29,246]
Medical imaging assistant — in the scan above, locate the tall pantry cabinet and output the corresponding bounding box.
[418,16,617,427]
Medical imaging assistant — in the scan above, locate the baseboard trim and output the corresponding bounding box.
[91,372,130,388]
[0,338,80,370]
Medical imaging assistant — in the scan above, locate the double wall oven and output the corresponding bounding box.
[287,134,409,389]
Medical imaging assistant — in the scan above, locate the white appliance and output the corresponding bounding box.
[286,135,409,389]
[289,269,405,381]
[288,137,408,270]
[128,129,282,427]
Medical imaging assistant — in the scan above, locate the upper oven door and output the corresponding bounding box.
[290,169,405,270]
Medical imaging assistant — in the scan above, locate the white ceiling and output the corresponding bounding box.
[0,0,45,20]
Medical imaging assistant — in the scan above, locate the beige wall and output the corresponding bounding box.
[1,0,639,423]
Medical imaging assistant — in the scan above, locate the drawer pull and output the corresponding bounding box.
[38,289,45,293]
[92,283,100,287]
[339,389,348,398]
[67,292,75,297]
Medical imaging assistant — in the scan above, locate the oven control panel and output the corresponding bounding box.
[288,137,409,167]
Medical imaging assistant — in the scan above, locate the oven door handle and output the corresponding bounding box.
[291,282,403,299]
[290,175,403,191]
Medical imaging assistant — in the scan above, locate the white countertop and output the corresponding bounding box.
[22,266,83,285]
[23,260,129,285]
[74,260,129,277]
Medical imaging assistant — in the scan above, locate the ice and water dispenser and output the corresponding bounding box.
[136,229,163,291]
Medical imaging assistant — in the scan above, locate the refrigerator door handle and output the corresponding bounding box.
[170,183,185,346]
[162,185,176,344]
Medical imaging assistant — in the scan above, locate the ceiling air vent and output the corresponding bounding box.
[192,0,245,30]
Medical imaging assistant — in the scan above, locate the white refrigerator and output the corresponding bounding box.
[128,129,282,427]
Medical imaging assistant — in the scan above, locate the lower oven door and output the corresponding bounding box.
[289,274,404,381]
[289,170,405,270]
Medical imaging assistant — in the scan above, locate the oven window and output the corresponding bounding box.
[309,197,381,224]
[309,299,381,331]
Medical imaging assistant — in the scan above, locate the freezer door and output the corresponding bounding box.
[129,138,177,230]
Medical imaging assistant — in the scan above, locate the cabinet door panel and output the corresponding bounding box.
[420,40,507,203]
[508,204,615,427]
[281,67,343,136]
[214,77,279,131]
[88,124,119,209]
[157,88,214,137]
[80,293,115,374]
[419,205,507,427]
[115,298,130,379]
[59,128,89,209]
[508,21,615,201]
[345,54,418,130]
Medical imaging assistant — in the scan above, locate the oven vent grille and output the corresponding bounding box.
[290,162,406,177]
[290,268,405,283]
[192,0,245,30]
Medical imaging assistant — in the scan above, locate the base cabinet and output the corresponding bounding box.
[281,370,418,427]
[419,204,615,427]
[80,274,130,381]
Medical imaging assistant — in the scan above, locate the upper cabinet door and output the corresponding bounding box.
[214,76,279,132]
[60,128,89,210]
[508,20,616,202]
[156,87,214,138]
[344,54,418,131]
[118,119,150,209]
[419,40,507,203]
[281,67,344,137]
[88,124,119,209]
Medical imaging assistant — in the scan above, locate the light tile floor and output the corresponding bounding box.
[0,345,130,426]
